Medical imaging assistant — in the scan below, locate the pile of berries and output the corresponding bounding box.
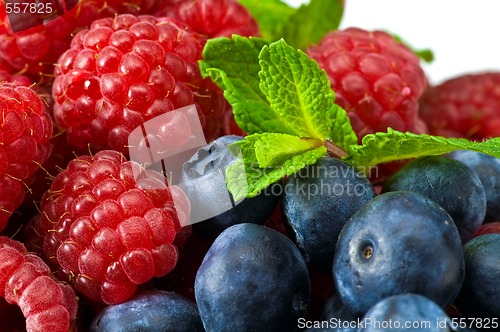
[0,0,499,331]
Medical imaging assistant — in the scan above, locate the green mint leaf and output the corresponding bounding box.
[327,103,358,151]
[391,33,434,63]
[259,39,336,140]
[238,0,295,40]
[281,0,344,50]
[344,128,500,171]
[200,36,297,135]
[226,134,327,200]
[254,133,323,167]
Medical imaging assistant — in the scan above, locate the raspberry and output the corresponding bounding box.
[0,0,156,81]
[149,0,260,39]
[36,150,188,304]
[0,57,33,86]
[52,14,226,154]
[419,72,500,139]
[0,82,53,232]
[307,27,428,140]
[0,236,78,332]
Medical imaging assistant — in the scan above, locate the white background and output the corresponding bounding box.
[284,0,500,85]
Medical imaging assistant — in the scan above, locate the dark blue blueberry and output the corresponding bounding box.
[304,292,361,331]
[333,191,464,316]
[282,156,376,271]
[448,150,500,222]
[194,223,310,332]
[359,294,453,332]
[382,156,486,243]
[89,290,203,332]
[456,234,500,319]
[180,135,281,239]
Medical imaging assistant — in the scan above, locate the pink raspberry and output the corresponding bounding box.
[149,0,260,39]
[52,14,226,154]
[0,236,78,332]
[0,83,53,232]
[37,149,189,304]
[307,27,428,140]
[419,72,500,140]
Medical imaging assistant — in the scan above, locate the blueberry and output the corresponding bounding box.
[89,290,203,332]
[359,294,453,332]
[180,135,281,239]
[304,293,361,331]
[382,155,486,243]
[455,234,500,318]
[333,191,464,315]
[448,150,500,222]
[282,156,376,271]
[194,223,310,331]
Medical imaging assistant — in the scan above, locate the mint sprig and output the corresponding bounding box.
[200,36,500,200]
[201,37,355,198]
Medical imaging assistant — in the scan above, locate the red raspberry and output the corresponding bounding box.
[419,72,500,139]
[0,236,78,332]
[0,0,156,81]
[307,27,428,140]
[149,0,260,39]
[52,14,226,154]
[36,150,189,304]
[0,83,53,232]
[0,57,33,86]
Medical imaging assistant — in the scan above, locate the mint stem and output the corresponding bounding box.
[325,139,348,158]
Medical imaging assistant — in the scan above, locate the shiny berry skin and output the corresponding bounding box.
[37,150,188,304]
[333,191,464,316]
[307,27,428,140]
[52,14,225,154]
[150,0,260,39]
[456,234,500,319]
[90,290,204,332]
[0,236,78,332]
[419,72,500,139]
[0,83,53,231]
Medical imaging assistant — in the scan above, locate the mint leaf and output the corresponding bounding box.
[200,36,297,135]
[281,0,344,50]
[327,103,358,151]
[254,133,323,167]
[259,39,336,140]
[344,128,500,171]
[238,0,295,40]
[226,135,327,200]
